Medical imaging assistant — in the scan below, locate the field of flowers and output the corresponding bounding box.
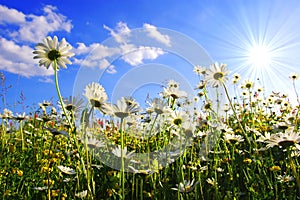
[1,36,300,199]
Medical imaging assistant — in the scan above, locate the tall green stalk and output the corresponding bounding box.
[120,117,125,199]
[222,83,251,146]
[53,60,73,130]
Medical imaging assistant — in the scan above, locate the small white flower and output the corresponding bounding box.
[277,174,294,183]
[289,72,299,80]
[57,165,76,175]
[161,86,187,99]
[193,65,207,76]
[75,190,88,198]
[33,186,49,191]
[85,137,106,149]
[112,145,134,159]
[1,108,13,119]
[169,110,189,126]
[104,97,140,119]
[223,133,244,144]
[172,179,198,193]
[14,112,26,120]
[206,177,218,186]
[147,98,170,114]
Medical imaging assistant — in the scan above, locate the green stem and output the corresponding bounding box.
[20,120,24,151]
[287,147,300,194]
[53,60,73,130]
[120,118,125,199]
[222,83,250,146]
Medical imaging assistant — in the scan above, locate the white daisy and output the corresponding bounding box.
[289,72,299,80]
[206,177,218,186]
[57,165,76,175]
[85,137,106,149]
[265,129,300,149]
[161,86,187,99]
[223,133,244,144]
[84,82,108,109]
[204,62,229,87]
[277,174,294,183]
[33,36,74,69]
[0,108,13,119]
[171,179,198,193]
[193,65,207,76]
[75,190,88,198]
[104,97,140,119]
[112,145,135,159]
[33,186,49,191]
[169,110,189,126]
[147,98,170,114]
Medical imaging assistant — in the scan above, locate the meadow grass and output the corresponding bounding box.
[0,36,300,200]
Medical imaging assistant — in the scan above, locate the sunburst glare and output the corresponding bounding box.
[246,44,273,69]
[206,1,300,105]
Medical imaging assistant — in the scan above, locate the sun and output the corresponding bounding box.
[247,44,273,69]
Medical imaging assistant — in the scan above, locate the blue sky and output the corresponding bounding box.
[1,0,300,113]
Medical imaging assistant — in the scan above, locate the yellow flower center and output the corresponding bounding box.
[90,99,101,108]
[48,49,61,61]
[213,72,224,80]
[245,83,252,89]
[278,140,295,148]
[66,104,75,111]
[173,118,182,125]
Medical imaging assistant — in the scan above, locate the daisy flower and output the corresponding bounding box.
[161,86,187,99]
[277,174,294,183]
[84,82,108,109]
[169,110,189,126]
[0,108,13,119]
[266,129,300,149]
[241,79,254,90]
[60,96,85,118]
[289,72,299,80]
[85,137,106,149]
[256,132,272,143]
[206,177,218,187]
[75,190,88,198]
[112,145,134,159]
[33,186,49,191]
[193,65,207,76]
[14,112,26,121]
[104,97,140,119]
[204,62,229,87]
[57,165,76,175]
[33,36,74,70]
[232,73,241,82]
[223,133,244,144]
[147,98,170,114]
[171,179,198,193]
[195,80,206,90]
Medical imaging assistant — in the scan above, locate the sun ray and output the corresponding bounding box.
[205,1,300,105]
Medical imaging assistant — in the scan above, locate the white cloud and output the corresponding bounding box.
[12,5,72,42]
[121,46,165,66]
[0,5,26,24]
[0,4,72,78]
[106,65,117,74]
[73,42,120,68]
[38,77,54,84]
[93,23,167,67]
[143,23,171,46]
[0,37,54,77]
[103,22,131,44]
